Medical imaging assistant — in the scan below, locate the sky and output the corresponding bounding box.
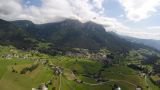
[0,0,160,40]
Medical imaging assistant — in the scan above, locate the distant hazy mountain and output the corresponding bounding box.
[122,36,160,51]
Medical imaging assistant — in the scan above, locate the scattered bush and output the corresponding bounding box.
[20,64,39,74]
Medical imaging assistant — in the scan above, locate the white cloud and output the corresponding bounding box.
[119,0,160,21]
[0,0,120,28]
[117,27,160,40]
[0,0,22,20]
[147,26,160,30]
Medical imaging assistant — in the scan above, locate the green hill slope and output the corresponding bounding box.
[11,19,154,53]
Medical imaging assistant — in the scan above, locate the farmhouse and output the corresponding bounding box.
[53,66,63,75]
[115,87,121,90]
[5,54,13,59]
[112,84,121,90]
[32,83,48,90]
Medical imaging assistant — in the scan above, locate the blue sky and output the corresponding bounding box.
[103,0,160,30]
[22,0,42,7]
[103,0,125,18]
[0,0,160,40]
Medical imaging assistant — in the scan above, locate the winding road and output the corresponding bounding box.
[83,79,137,87]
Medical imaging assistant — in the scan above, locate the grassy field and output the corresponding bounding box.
[0,60,53,90]
[0,46,159,90]
[0,56,156,90]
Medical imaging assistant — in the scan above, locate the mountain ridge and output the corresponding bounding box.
[0,18,157,55]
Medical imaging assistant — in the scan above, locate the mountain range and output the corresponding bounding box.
[0,19,158,55]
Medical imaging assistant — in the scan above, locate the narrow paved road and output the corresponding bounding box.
[113,79,137,87]
[83,81,108,86]
[145,76,152,90]
[59,74,62,90]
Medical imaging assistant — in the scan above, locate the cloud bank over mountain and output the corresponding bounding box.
[0,0,160,40]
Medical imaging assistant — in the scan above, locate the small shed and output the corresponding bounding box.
[136,86,142,90]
